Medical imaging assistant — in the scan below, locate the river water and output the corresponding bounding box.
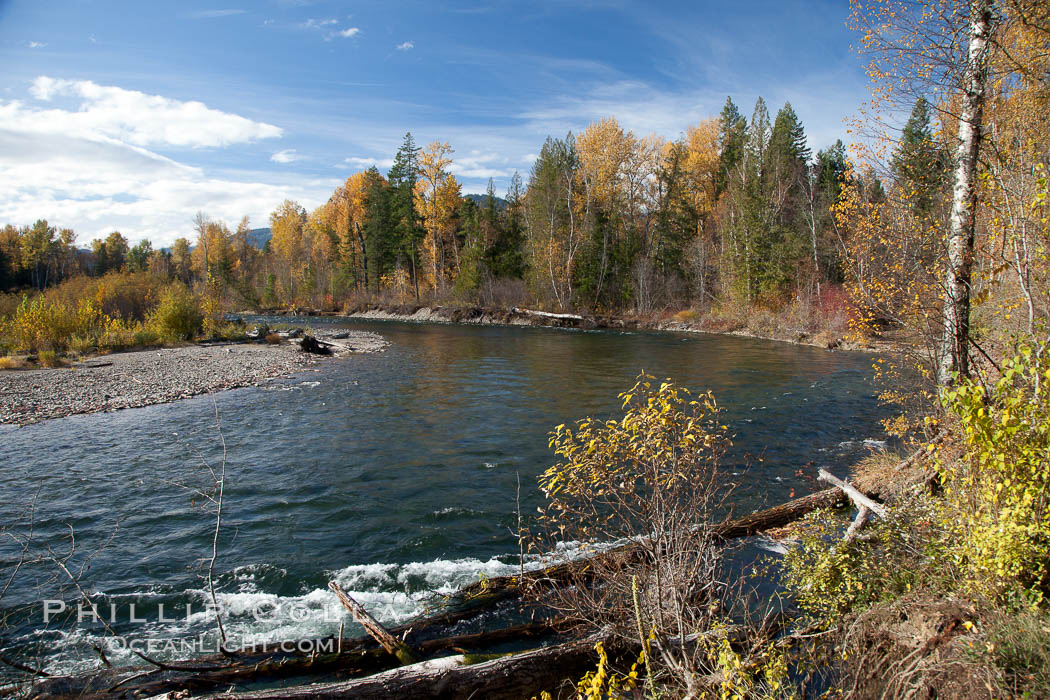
[0,319,888,674]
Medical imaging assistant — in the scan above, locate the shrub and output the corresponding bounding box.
[148,286,203,341]
[38,349,59,367]
[938,346,1050,602]
[99,317,138,351]
[2,295,79,352]
[529,374,737,694]
[673,308,699,323]
[69,334,96,356]
[780,489,961,626]
[0,355,25,370]
[132,328,160,347]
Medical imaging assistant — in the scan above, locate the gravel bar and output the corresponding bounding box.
[0,330,387,426]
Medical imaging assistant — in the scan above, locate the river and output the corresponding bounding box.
[0,318,888,675]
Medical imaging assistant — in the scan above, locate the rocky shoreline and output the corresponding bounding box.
[339,303,882,351]
[0,330,387,426]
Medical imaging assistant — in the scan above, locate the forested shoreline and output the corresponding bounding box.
[1,93,874,353]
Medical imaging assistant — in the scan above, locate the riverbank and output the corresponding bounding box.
[337,302,888,351]
[0,329,387,426]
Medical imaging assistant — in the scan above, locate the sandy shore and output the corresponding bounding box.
[0,330,387,426]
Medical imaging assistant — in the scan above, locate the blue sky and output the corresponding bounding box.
[0,0,869,247]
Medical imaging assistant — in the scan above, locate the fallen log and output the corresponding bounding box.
[713,487,847,539]
[195,624,766,700]
[33,620,572,699]
[843,506,872,543]
[196,631,612,700]
[72,360,114,369]
[329,581,418,665]
[817,469,888,518]
[510,307,586,322]
[459,486,849,601]
[299,335,332,355]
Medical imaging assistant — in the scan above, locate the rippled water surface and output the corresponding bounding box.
[1,319,888,672]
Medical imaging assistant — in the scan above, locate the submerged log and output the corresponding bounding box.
[329,581,417,665]
[459,486,849,601]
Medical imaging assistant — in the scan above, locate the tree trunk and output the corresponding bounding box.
[938,0,993,386]
[355,221,368,290]
[196,632,609,700]
[328,582,417,665]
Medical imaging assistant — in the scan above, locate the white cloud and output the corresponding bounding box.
[0,79,326,247]
[519,75,863,154]
[270,149,301,163]
[449,151,516,180]
[396,41,414,51]
[301,18,360,40]
[190,9,246,19]
[301,18,338,29]
[343,156,393,170]
[28,41,47,48]
[24,76,282,148]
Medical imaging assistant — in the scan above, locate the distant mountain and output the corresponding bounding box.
[247,228,271,250]
[465,194,509,211]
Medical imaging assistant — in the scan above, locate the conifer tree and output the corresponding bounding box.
[362,167,396,292]
[716,97,747,196]
[388,132,425,299]
[890,97,948,218]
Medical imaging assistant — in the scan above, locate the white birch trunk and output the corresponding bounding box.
[938,0,993,386]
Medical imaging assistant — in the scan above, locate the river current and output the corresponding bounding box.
[0,319,888,674]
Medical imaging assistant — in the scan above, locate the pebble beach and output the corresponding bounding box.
[0,330,387,426]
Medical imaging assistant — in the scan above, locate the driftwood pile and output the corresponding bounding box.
[20,464,899,699]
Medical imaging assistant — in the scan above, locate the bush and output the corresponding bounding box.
[673,308,699,323]
[1,295,80,352]
[38,349,59,367]
[938,346,1050,602]
[0,355,25,370]
[148,286,203,341]
[529,374,737,694]
[132,328,160,347]
[778,496,951,625]
[69,334,96,356]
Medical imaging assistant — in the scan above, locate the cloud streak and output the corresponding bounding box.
[189,9,246,19]
[301,18,360,40]
[271,149,301,163]
[343,156,394,170]
[24,76,282,148]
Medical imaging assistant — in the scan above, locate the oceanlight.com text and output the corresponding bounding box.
[41,600,346,625]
